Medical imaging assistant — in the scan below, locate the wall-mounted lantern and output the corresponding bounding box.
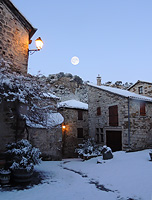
[29,37,43,55]
[62,123,66,130]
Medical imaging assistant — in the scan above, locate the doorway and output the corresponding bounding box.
[106,131,122,152]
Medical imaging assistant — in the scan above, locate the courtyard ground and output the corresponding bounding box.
[0,150,152,200]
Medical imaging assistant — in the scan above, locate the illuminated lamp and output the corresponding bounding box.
[28,37,43,55]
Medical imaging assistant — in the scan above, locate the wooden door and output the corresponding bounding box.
[106,131,122,152]
[109,105,118,126]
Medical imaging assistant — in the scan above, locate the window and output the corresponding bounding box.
[109,105,118,126]
[140,102,146,116]
[96,128,104,143]
[78,110,83,120]
[138,86,143,94]
[97,107,101,115]
[77,128,83,138]
[100,128,103,133]
[101,134,104,142]
[96,128,99,133]
[96,134,99,143]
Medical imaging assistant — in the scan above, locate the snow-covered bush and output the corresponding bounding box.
[6,139,41,171]
[75,138,103,158]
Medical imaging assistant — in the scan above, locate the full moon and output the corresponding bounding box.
[71,56,79,65]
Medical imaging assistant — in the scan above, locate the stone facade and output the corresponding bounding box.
[27,127,62,161]
[128,80,152,98]
[87,84,152,151]
[58,107,89,158]
[0,99,27,153]
[0,0,36,74]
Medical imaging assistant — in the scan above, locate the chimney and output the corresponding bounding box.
[97,74,101,86]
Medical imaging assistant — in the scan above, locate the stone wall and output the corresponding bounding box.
[129,82,152,97]
[27,126,62,161]
[0,2,29,74]
[88,85,152,151]
[59,108,89,158]
[0,99,27,153]
[128,100,152,150]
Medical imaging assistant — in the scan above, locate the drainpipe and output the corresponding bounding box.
[128,97,131,149]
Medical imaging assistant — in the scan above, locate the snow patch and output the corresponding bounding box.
[58,99,88,110]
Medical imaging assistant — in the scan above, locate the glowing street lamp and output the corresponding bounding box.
[35,37,43,50]
[29,37,43,54]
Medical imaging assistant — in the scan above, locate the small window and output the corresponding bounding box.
[96,134,99,143]
[96,128,99,133]
[97,107,101,115]
[77,128,83,138]
[78,110,83,120]
[140,102,146,116]
[101,134,104,142]
[138,86,143,94]
[100,128,103,133]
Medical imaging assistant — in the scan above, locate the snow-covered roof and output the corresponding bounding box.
[58,100,88,110]
[128,80,152,90]
[88,83,152,102]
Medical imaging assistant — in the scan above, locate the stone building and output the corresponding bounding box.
[58,99,88,158]
[128,80,152,98]
[87,82,152,152]
[0,0,36,74]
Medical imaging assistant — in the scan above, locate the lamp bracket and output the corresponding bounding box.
[28,49,40,55]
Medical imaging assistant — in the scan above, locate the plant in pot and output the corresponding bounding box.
[0,169,11,185]
[6,139,41,183]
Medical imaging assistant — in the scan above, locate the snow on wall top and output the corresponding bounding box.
[42,92,60,99]
[58,100,88,110]
[26,112,64,128]
[88,83,152,102]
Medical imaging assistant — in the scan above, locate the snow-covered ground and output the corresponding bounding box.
[1,150,152,200]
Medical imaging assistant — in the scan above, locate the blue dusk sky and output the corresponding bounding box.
[11,0,152,84]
